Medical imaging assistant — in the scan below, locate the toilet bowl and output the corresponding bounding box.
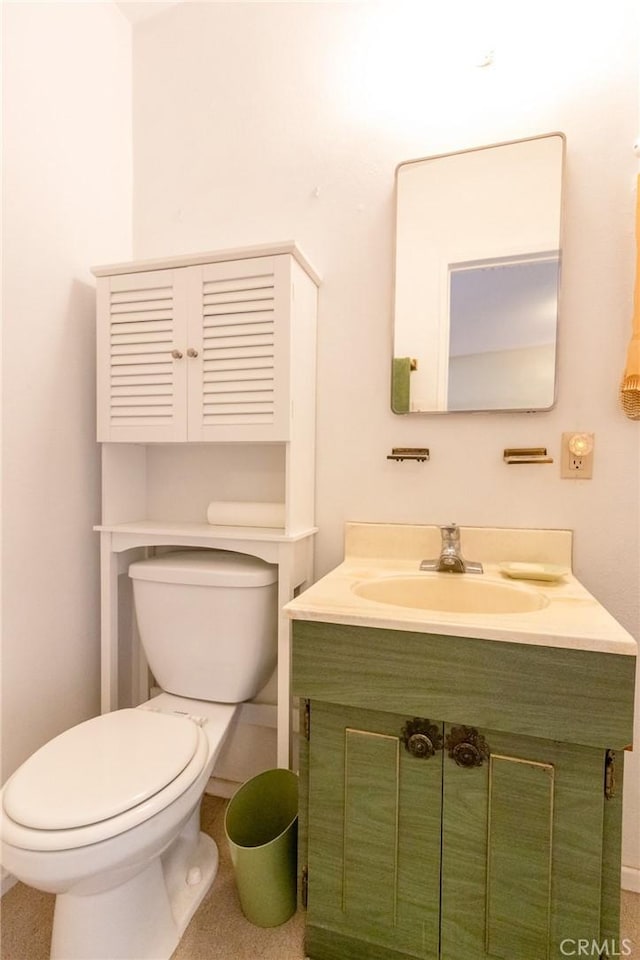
[0,550,279,960]
[1,695,236,960]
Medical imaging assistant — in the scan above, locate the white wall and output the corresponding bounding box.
[1,2,132,782]
[131,1,640,879]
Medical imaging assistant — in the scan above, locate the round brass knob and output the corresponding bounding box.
[451,742,482,767]
[445,725,490,768]
[406,733,435,758]
[187,348,199,358]
[401,718,443,759]
[171,349,183,359]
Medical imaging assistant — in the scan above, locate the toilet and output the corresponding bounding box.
[0,549,279,960]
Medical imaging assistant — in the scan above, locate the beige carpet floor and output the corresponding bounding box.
[1,793,638,959]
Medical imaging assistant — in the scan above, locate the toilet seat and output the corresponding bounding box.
[1,710,209,852]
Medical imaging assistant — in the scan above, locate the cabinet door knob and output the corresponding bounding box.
[186,348,199,358]
[401,718,443,759]
[171,349,183,359]
[445,726,490,768]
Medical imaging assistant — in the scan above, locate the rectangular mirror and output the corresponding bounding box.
[392,133,565,414]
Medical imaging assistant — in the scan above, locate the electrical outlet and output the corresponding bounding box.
[560,432,594,479]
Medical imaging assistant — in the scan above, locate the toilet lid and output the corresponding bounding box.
[3,709,202,830]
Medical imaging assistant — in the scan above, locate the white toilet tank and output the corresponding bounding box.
[128,550,278,703]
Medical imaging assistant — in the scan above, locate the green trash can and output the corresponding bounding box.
[224,768,299,927]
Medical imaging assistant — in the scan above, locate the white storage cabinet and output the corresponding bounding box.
[92,243,320,769]
[96,245,318,444]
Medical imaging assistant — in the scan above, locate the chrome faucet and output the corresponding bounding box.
[420,523,483,574]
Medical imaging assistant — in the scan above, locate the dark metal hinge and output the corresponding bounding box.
[604,749,616,800]
[303,699,311,741]
[301,865,309,908]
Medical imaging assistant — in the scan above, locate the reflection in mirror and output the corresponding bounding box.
[392,134,565,414]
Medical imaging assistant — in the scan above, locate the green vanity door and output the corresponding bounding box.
[440,723,608,960]
[306,702,443,960]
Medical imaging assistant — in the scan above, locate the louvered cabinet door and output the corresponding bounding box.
[187,256,291,441]
[97,269,189,442]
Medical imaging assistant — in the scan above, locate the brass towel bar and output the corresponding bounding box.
[503,447,554,464]
[387,447,430,462]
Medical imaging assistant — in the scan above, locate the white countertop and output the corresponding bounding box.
[284,523,637,657]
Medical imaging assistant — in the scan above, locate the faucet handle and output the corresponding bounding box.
[441,523,460,540]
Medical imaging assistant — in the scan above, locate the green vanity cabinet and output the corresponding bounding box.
[292,620,635,960]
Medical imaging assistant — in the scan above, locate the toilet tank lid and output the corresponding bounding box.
[128,550,278,587]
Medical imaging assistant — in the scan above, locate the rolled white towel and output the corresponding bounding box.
[206,501,285,528]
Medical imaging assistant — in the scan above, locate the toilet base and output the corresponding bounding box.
[50,818,218,960]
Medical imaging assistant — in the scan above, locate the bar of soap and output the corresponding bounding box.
[498,562,568,582]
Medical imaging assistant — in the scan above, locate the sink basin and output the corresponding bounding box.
[352,575,548,615]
